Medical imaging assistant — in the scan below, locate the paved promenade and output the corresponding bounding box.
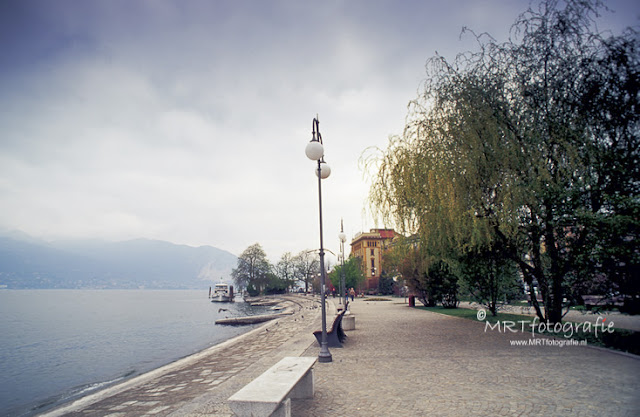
[295,299,640,417]
[42,295,639,417]
[41,295,322,417]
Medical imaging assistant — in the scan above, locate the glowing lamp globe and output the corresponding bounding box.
[305,140,324,161]
[315,162,331,179]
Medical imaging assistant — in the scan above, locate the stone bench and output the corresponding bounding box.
[342,312,356,330]
[228,356,317,417]
[313,309,347,348]
[583,294,624,310]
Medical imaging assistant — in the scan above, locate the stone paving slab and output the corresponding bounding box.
[293,299,640,417]
[39,295,325,417]
[41,296,639,417]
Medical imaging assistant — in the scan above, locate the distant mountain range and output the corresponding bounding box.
[0,230,238,289]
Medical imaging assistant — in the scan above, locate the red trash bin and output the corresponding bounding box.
[408,295,415,307]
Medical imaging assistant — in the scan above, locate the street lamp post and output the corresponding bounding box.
[305,115,332,363]
[339,219,347,308]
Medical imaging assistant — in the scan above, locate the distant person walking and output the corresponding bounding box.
[349,287,355,302]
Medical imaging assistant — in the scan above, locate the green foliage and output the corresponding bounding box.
[457,244,522,316]
[264,272,288,295]
[365,0,639,323]
[377,275,395,295]
[246,283,260,297]
[233,245,297,295]
[419,261,459,308]
[382,237,458,307]
[329,256,365,293]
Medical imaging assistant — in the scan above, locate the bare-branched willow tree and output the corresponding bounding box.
[364,0,639,322]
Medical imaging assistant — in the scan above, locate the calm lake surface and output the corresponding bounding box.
[0,290,267,417]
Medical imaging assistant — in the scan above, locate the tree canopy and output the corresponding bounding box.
[232,244,325,295]
[294,250,320,292]
[231,243,271,294]
[329,256,365,294]
[366,0,639,322]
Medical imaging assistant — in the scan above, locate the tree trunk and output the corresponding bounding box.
[544,207,564,324]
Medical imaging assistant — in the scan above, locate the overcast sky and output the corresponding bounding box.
[1,0,637,264]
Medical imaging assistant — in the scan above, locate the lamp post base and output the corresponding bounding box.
[319,293,332,363]
[318,345,333,363]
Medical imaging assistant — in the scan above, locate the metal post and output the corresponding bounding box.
[340,219,348,307]
[338,241,343,306]
[338,230,343,307]
[316,157,332,363]
[341,237,346,307]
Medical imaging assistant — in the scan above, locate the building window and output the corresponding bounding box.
[371,258,375,268]
[370,249,374,256]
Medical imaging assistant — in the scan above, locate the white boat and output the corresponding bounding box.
[211,283,235,302]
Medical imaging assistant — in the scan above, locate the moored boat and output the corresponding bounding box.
[210,283,234,302]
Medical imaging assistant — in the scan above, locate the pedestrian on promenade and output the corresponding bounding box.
[349,287,355,302]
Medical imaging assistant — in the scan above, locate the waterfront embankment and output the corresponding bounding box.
[41,295,640,416]
[1,289,271,417]
[39,294,325,417]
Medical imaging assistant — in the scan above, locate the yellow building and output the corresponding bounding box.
[350,228,396,292]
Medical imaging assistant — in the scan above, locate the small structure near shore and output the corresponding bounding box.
[216,296,294,325]
[215,310,293,326]
[210,283,234,303]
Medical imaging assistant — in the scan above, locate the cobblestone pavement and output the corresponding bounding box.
[42,296,639,417]
[40,295,325,417]
[294,299,640,417]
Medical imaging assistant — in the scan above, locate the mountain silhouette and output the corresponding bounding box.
[0,231,237,289]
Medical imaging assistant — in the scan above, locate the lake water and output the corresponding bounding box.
[0,290,268,417]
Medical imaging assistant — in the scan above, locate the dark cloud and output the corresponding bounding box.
[0,0,636,259]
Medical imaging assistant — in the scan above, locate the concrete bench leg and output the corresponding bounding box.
[289,369,314,399]
[230,398,291,417]
[272,398,291,417]
[342,314,355,330]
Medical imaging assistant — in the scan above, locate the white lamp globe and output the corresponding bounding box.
[315,162,331,179]
[339,232,346,242]
[305,140,324,160]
